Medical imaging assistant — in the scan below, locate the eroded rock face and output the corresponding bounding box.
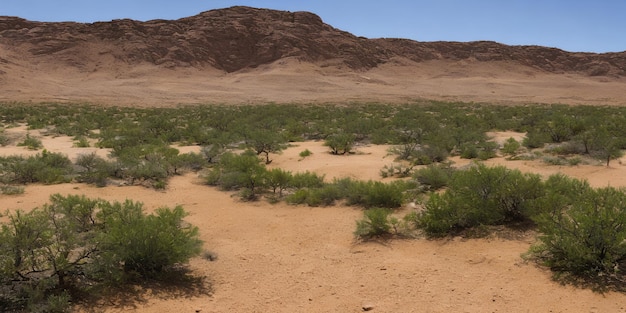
[0,5,625,76]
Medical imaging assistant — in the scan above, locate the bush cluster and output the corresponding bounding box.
[0,194,203,312]
[408,163,626,287]
[0,150,73,185]
[16,133,43,150]
[529,175,626,283]
[5,101,626,291]
[0,146,206,190]
[412,163,455,191]
[3,102,626,182]
[418,164,543,237]
[354,208,415,240]
[204,150,412,207]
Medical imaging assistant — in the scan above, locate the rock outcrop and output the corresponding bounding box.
[1,6,625,76]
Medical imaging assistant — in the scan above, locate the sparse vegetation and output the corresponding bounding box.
[73,135,91,147]
[0,150,73,184]
[299,149,312,159]
[4,101,626,292]
[354,208,393,238]
[17,133,43,150]
[0,129,9,146]
[418,164,543,237]
[501,137,522,158]
[324,132,355,155]
[0,194,204,312]
[529,181,626,288]
[0,184,24,195]
[412,162,455,191]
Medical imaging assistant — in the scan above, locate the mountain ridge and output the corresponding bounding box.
[2,6,625,75]
[1,6,625,106]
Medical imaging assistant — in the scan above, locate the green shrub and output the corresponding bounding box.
[285,189,311,205]
[126,159,169,184]
[324,132,355,155]
[299,149,312,158]
[284,185,341,207]
[73,136,90,147]
[7,151,73,184]
[341,179,407,209]
[418,164,543,237]
[411,145,449,165]
[567,156,583,166]
[477,142,499,160]
[460,141,498,160]
[308,185,342,206]
[203,167,222,186]
[530,186,626,283]
[417,192,460,236]
[540,173,591,205]
[413,163,455,191]
[99,202,203,276]
[354,208,393,239]
[380,163,413,178]
[460,143,478,159]
[501,137,521,157]
[545,142,585,155]
[0,130,9,146]
[290,171,325,189]
[0,194,204,311]
[0,184,25,195]
[75,152,113,187]
[523,131,550,149]
[200,144,225,164]
[172,152,208,173]
[542,156,568,166]
[266,168,292,197]
[205,151,267,199]
[17,133,43,150]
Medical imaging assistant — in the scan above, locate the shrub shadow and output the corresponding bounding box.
[77,266,213,312]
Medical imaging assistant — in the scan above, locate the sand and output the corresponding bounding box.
[2,56,626,107]
[1,130,626,312]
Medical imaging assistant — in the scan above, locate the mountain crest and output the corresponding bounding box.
[1,6,624,76]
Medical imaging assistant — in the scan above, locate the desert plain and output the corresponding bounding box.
[3,6,626,313]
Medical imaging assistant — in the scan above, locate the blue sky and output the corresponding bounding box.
[2,0,625,53]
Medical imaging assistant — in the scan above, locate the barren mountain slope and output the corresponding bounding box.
[1,6,625,105]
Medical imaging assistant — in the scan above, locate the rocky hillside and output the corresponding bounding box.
[1,6,625,76]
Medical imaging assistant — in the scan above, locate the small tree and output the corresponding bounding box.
[589,127,623,167]
[245,130,288,164]
[324,132,355,155]
[266,168,292,197]
[201,144,225,164]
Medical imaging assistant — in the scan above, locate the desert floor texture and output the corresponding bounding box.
[1,129,626,313]
[4,6,626,312]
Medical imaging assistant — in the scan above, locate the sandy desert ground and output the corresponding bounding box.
[2,54,626,107]
[4,8,626,312]
[1,129,626,312]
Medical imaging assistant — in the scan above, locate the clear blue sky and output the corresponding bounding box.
[2,0,625,53]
